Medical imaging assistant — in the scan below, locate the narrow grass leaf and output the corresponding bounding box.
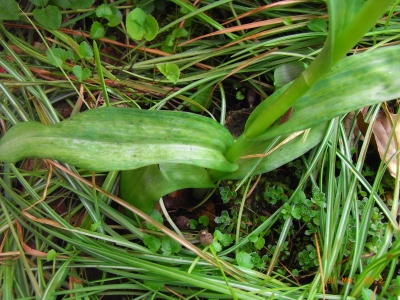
[41,257,72,299]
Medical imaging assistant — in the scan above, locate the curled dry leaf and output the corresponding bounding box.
[357,110,400,178]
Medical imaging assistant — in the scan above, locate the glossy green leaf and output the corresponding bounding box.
[251,46,400,141]
[121,163,215,214]
[0,0,20,21]
[126,8,158,41]
[0,107,236,173]
[33,6,61,30]
[157,63,180,84]
[90,22,105,39]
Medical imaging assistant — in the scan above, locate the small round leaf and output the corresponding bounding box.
[126,8,158,41]
[157,63,180,84]
[33,6,61,30]
[95,4,112,18]
[90,22,105,39]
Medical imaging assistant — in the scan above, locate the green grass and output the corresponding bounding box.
[1,0,400,299]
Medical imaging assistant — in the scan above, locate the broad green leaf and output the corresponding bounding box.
[126,8,158,41]
[95,3,112,18]
[251,46,400,141]
[274,61,306,89]
[0,107,236,173]
[46,48,70,67]
[307,18,327,32]
[213,122,327,180]
[29,0,48,5]
[72,65,91,82]
[90,22,105,39]
[190,84,213,112]
[78,41,93,60]
[242,0,392,140]
[121,164,215,214]
[157,63,180,84]
[328,0,365,40]
[0,0,20,21]
[50,0,71,8]
[68,0,94,9]
[126,8,146,40]
[33,6,61,30]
